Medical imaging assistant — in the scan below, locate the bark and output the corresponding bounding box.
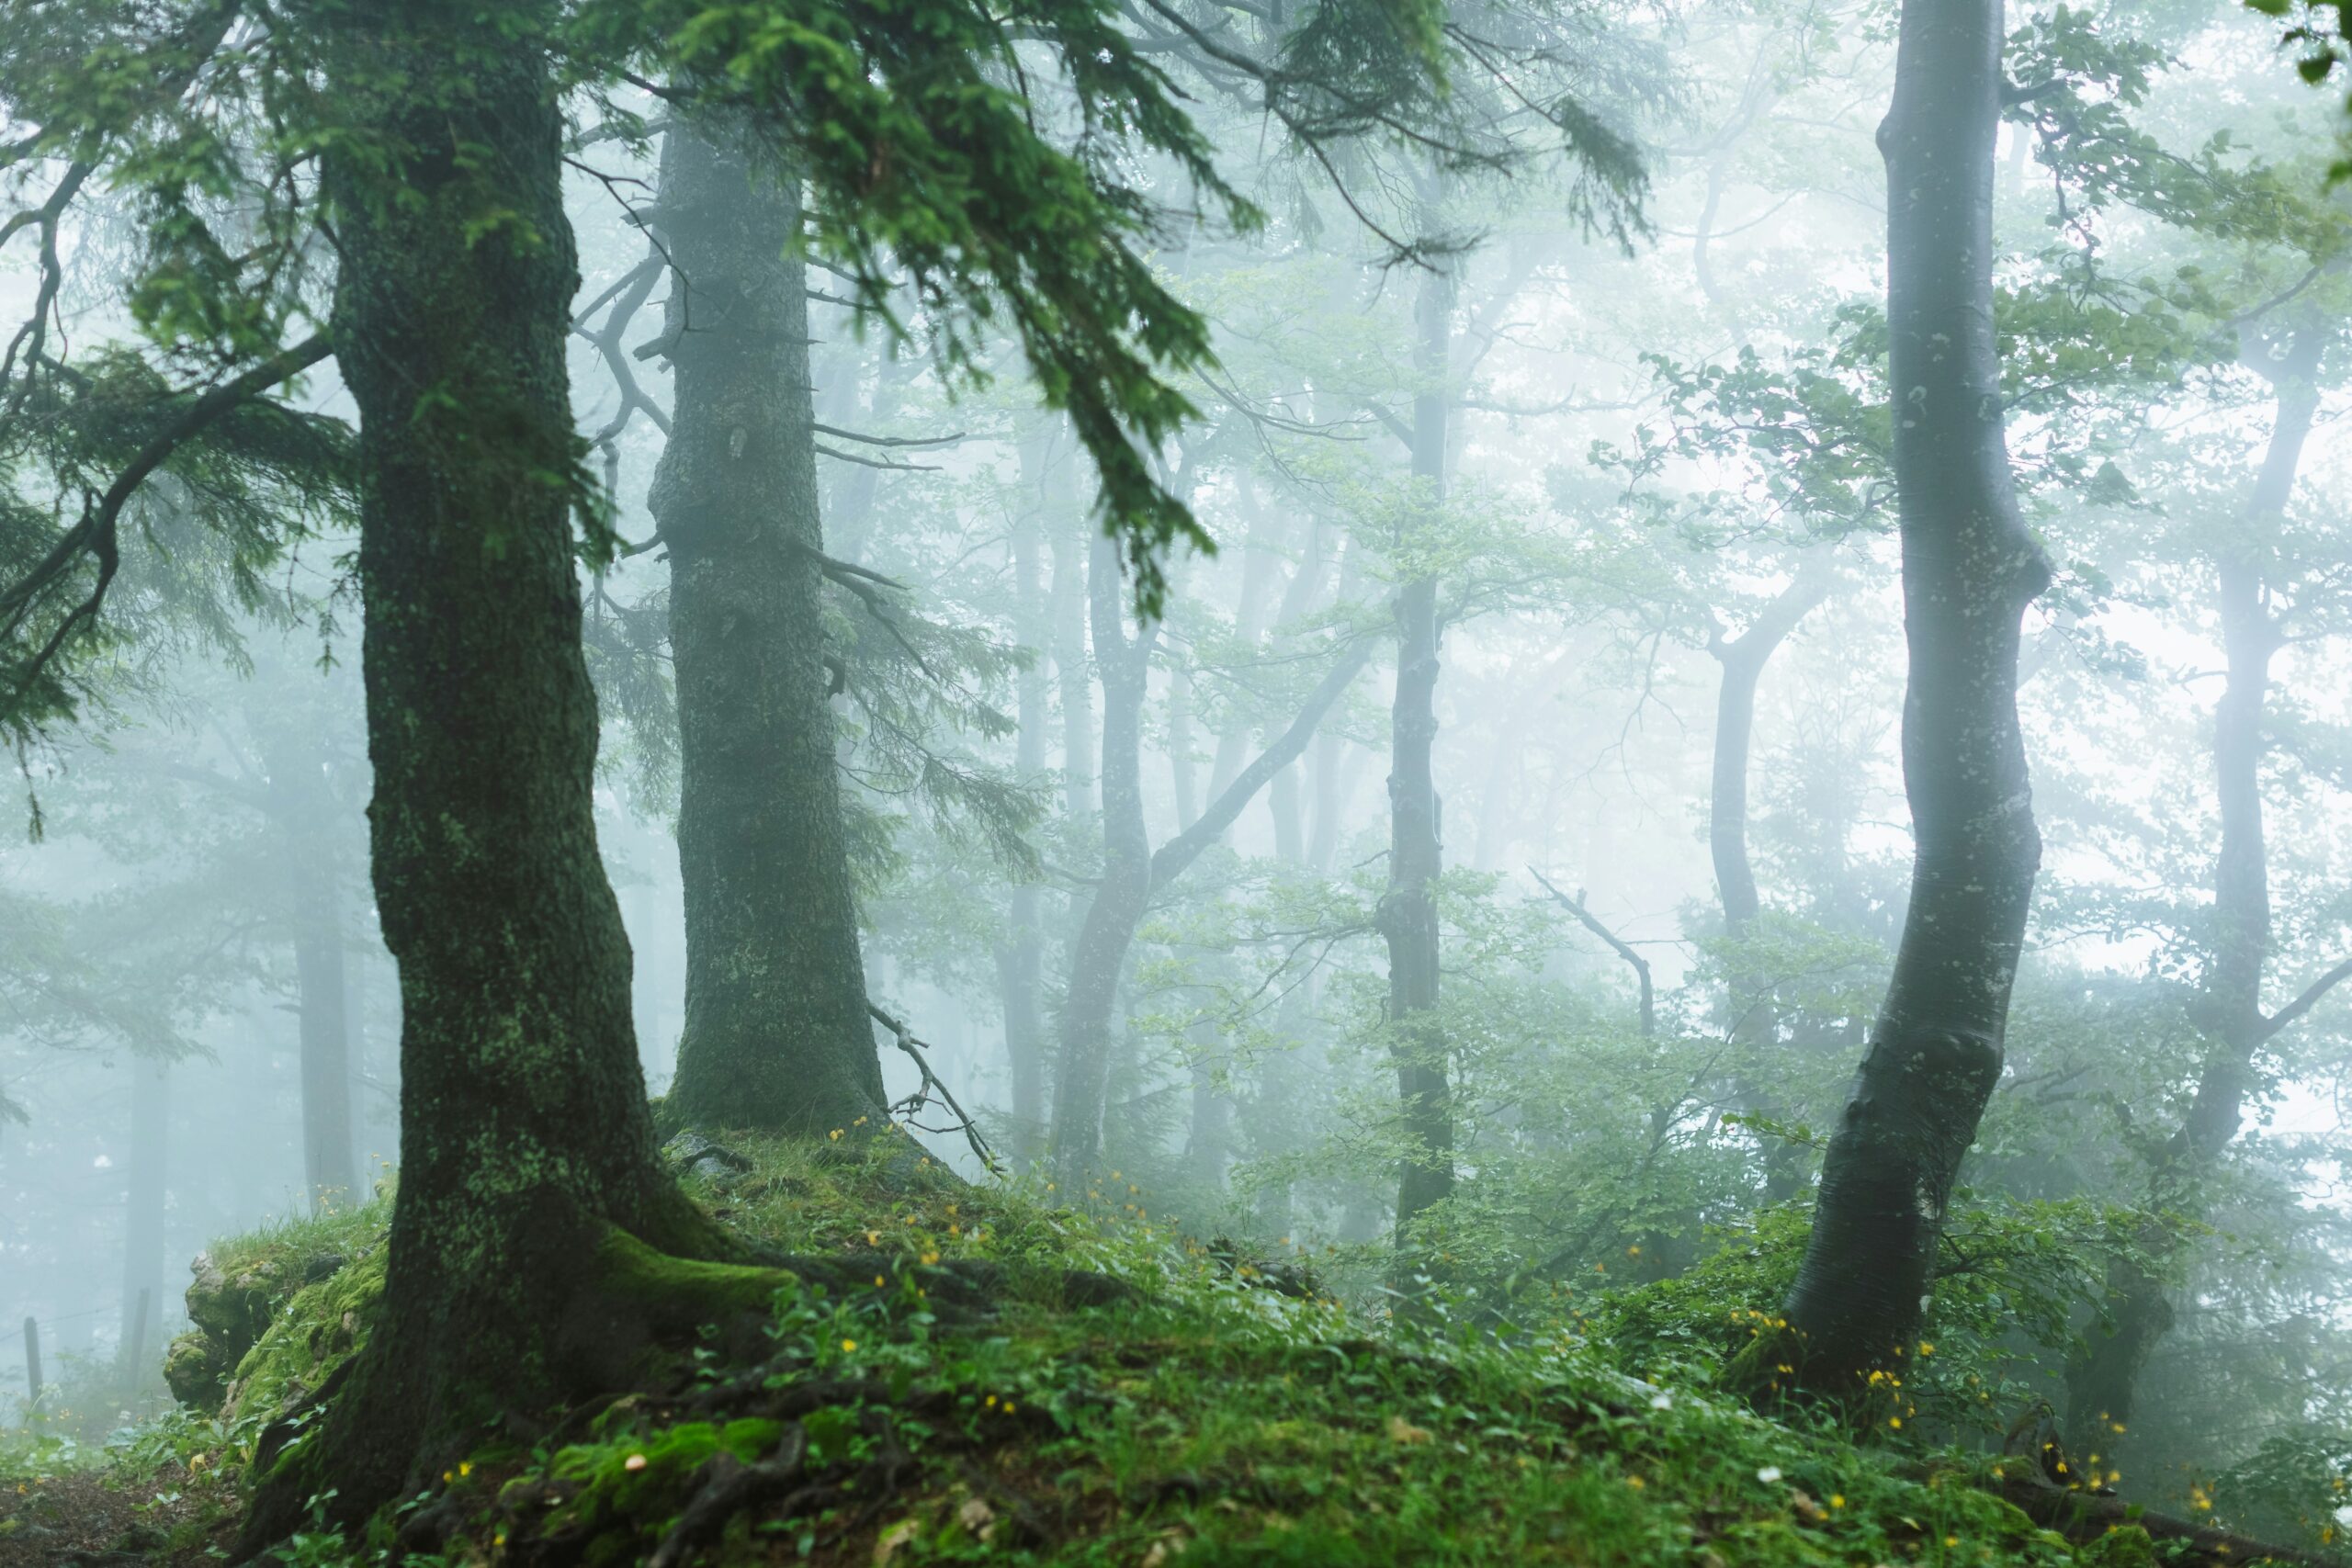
[652,117,885,1134]
[1046,560,1373,1185]
[1381,235,1453,1265]
[244,13,727,1536]
[2065,326,2323,1434]
[1777,0,2052,1383]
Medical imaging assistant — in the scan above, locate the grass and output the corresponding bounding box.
[3,1135,2308,1567]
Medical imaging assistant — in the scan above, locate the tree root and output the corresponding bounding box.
[1993,1472,2344,1568]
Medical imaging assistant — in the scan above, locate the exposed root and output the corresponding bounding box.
[1995,1472,2344,1568]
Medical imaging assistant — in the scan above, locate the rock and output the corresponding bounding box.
[302,1251,349,1284]
[162,1331,232,1415]
[662,1131,753,1182]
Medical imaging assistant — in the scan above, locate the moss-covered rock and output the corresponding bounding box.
[163,1194,392,1416]
[222,1244,387,1424]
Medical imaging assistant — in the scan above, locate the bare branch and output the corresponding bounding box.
[1529,866,1654,1039]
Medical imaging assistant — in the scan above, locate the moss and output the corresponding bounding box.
[222,1243,387,1427]
[164,1190,392,1416]
[145,1135,2256,1568]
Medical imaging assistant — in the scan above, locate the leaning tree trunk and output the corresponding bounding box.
[1381,231,1454,1269]
[653,117,886,1135]
[1776,0,2052,1387]
[245,9,733,1539]
[2066,327,2322,1435]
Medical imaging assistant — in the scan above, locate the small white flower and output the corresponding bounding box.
[1649,1393,1673,1410]
[1757,1466,1783,1484]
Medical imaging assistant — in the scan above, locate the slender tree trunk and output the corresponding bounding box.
[1710,564,1832,1204]
[653,117,884,1134]
[1048,539,1155,1186]
[246,14,729,1535]
[119,1055,167,1384]
[1381,229,1454,1266]
[996,485,1052,1160]
[2065,328,2321,1434]
[1048,481,1096,823]
[1048,582,1373,1186]
[291,866,356,1211]
[1776,0,2052,1384]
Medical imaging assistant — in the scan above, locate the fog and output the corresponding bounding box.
[5,0,2350,1519]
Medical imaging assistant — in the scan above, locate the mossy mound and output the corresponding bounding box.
[173,1136,2330,1567]
[161,1189,390,1416]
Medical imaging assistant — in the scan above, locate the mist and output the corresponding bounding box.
[6,0,2352,1558]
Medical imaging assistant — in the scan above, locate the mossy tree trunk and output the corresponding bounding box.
[245,6,727,1538]
[1776,0,2051,1387]
[650,117,886,1136]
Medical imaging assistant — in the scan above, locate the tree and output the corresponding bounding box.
[1772,0,2053,1388]
[646,118,888,1136]
[1046,530,1370,1185]
[0,0,1434,1536]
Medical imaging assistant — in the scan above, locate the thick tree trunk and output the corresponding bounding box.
[1049,491,1096,823]
[653,118,885,1134]
[246,12,728,1537]
[1777,0,2051,1384]
[2066,329,2321,1434]
[1381,240,1453,1265]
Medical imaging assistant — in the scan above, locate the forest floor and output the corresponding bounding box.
[0,1134,2335,1567]
[0,1460,238,1565]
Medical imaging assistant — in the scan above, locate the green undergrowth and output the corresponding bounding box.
[112,1136,2313,1566]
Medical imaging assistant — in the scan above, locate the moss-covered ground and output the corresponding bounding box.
[0,1135,2324,1566]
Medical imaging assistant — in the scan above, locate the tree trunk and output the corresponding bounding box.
[2065,327,2321,1434]
[652,117,885,1134]
[291,866,356,1212]
[1711,563,1832,1204]
[1048,538,1155,1187]
[1710,568,1828,935]
[1776,0,2052,1384]
[1381,233,1453,1267]
[119,1055,167,1384]
[1047,565,1373,1186]
[996,483,1052,1161]
[245,13,730,1535]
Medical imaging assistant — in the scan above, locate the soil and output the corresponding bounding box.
[0,1461,239,1566]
